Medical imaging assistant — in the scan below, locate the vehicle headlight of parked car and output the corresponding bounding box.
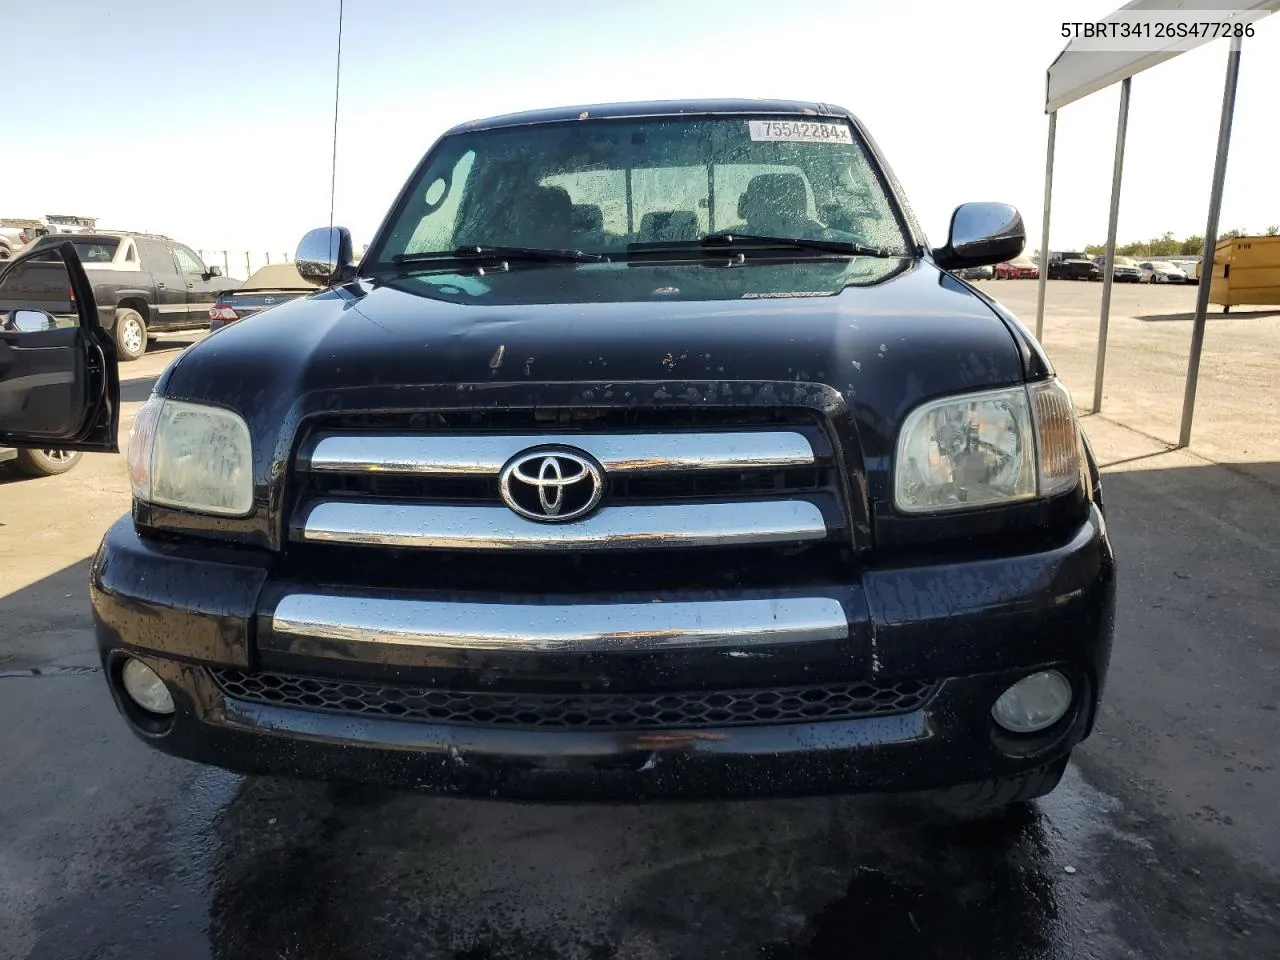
[895,379,1079,512]
[128,397,253,516]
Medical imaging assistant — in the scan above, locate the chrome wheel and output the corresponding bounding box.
[10,447,82,477]
[121,317,144,356]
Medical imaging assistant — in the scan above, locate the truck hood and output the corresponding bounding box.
[162,256,1030,502]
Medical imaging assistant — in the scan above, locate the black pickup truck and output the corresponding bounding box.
[0,100,1114,813]
[22,232,239,360]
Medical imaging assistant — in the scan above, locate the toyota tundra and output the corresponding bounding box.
[0,100,1115,808]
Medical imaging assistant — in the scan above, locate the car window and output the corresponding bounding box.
[139,239,180,275]
[174,246,206,275]
[0,257,80,330]
[374,116,909,262]
[58,238,119,263]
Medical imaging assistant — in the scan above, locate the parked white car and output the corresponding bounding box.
[1138,261,1188,284]
[1172,259,1202,284]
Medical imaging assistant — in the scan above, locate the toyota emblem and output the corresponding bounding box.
[498,448,604,522]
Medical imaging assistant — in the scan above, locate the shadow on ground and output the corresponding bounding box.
[121,372,163,403]
[1137,308,1280,322]
[0,557,95,647]
[145,336,201,356]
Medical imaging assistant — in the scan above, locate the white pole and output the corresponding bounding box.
[1034,111,1057,341]
[1179,36,1243,449]
[1093,77,1131,414]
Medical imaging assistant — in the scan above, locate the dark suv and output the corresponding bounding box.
[0,100,1115,810]
[1048,251,1102,281]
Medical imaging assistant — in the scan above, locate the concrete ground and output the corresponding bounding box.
[1,292,1278,959]
[985,278,1280,485]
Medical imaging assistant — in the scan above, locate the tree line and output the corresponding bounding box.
[1083,226,1279,258]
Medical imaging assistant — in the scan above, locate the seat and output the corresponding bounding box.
[523,186,574,248]
[637,210,699,242]
[571,204,603,233]
[735,173,825,237]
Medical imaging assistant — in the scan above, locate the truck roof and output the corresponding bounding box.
[448,99,854,134]
[35,231,169,242]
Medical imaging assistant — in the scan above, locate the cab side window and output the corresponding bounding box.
[173,246,206,276]
[139,240,179,277]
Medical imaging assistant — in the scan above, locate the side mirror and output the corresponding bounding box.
[932,202,1025,271]
[206,265,223,279]
[296,227,354,286]
[3,308,57,333]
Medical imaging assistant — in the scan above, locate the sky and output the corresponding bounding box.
[2,0,1278,258]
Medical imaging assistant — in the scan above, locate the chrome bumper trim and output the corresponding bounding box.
[269,593,849,653]
[301,431,816,475]
[295,499,828,550]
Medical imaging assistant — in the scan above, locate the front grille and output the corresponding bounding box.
[210,668,937,730]
[285,408,851,566]
[297,465,831,504]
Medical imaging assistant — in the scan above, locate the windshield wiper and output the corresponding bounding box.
[627,233,893,259]
[393,244,605,265]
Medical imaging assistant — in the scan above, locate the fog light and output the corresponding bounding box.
[121,658,175,715]
[991,670,1071,733]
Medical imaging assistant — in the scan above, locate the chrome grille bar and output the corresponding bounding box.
[301,432,816,475]
[268,593,849,653]
[294,499,828,550]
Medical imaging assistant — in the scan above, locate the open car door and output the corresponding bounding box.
[0,241,119,452]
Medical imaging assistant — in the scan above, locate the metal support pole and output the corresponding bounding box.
[265,251,271,265]
[245,251,251,277]
[222,251,230,276]
[1034,111,1057,341]
[1179,36,1242,449]
[1093,77,1131,414]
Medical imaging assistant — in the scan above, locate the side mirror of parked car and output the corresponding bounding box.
[296,227,355,286]
[2,308,58,333]
[932,202,1025,271]
[205,265,223,279]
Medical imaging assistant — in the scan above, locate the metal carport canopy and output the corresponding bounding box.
[1033,0,1279,447]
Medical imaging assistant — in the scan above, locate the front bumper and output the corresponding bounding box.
[92,508,1116,801]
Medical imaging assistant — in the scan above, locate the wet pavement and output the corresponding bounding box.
[3,323,1279,959]
[4,718,1277,960]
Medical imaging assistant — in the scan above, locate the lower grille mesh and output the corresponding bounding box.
[210,669,937,730]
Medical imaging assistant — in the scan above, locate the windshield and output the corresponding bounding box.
[368,116,910,266]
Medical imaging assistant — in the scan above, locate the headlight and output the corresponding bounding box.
[894,379,1080,513]
[129,397,253,516]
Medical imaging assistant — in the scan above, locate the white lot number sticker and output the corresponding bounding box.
[748,120,853,144]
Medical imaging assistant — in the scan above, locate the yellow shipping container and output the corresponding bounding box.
[1207,235,1280,313]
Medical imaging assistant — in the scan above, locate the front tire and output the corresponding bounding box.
[10,448,83,477]
[931,755,1069,816]
[114,308,148,361]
